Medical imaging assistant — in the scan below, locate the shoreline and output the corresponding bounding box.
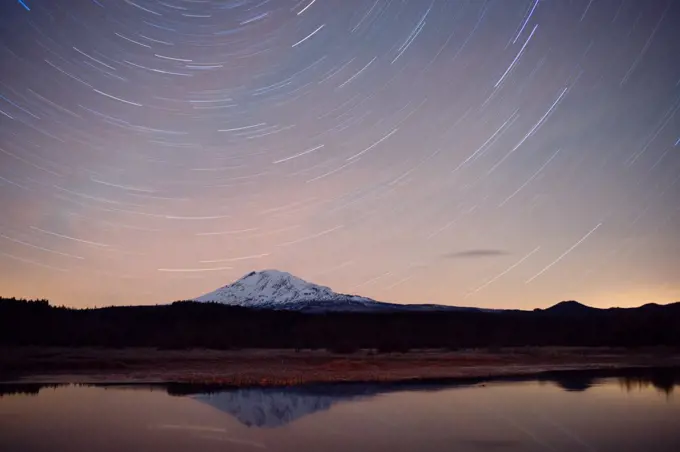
[2,346,679,386]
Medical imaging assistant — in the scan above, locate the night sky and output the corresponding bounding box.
[0,0,678,309]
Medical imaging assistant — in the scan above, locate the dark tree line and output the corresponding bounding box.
[1,297,680,350]
[2,367,679,398]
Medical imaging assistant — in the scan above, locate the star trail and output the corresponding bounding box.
[0,0,678,309]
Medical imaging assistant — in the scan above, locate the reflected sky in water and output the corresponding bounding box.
[1,371,679,452]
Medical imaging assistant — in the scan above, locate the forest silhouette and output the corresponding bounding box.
[2,297,679,350]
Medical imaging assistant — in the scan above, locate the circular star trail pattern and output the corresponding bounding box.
[0,0,679,308]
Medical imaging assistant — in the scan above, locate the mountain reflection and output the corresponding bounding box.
[183,369,680,427]
[167,382,413,427]
[550,377,596,392]
[193,387,370,427]
[1,368,678,428]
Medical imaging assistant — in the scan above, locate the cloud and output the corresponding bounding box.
[442,249,510,259]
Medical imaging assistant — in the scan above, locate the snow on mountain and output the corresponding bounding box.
[193,269,494,313]
[193,269,379,311]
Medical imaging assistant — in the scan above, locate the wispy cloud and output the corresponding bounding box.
[442,249,510,259]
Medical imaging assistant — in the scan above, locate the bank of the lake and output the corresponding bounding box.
[2,346,679,386]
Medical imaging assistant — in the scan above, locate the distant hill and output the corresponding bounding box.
[541,300,600,315]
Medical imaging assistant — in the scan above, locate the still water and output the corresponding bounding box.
[1,370,679,452]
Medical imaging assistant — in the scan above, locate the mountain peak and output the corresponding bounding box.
[194,269,376,310]
[244,269,290,278]
[239,269,304,284]
[193,269,493,313]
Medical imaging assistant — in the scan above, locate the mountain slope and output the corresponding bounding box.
[193,269,380,311]
[193,269,488,313]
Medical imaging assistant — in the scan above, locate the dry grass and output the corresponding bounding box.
[1,346,678,386]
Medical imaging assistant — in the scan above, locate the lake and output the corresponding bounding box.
[1,369,679,451]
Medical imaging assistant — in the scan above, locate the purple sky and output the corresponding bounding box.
[0,0,678,309]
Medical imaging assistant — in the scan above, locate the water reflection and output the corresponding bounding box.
[1,368,680,452]
[535,367,680,396]
[2,367,678,428]
[193,387,369,427]
[0,383,61,397]
[616,375,678,396]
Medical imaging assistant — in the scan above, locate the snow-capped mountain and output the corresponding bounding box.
[193,269,491,313]
[193,269,380,311]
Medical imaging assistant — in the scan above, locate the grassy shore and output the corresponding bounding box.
[1,346,679,386]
